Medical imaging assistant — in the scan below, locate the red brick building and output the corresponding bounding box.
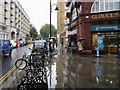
[66,0,120,55]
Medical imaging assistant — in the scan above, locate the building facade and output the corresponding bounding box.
[66,0,120,55]
[57,0,69,47]
[0,0,30,40]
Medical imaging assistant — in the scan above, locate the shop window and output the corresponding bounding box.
[92,32,119,54]
[91,0,120,13]
[113,1,119,10]
[92,34,98,50]
[92,33,105,50]
[105,0,109,10]
[109,1,114,10]
[100,0,104,11]
[95,1,99,11]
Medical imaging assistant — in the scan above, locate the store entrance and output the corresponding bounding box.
[105,33,118,55]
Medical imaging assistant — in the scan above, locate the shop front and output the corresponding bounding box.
[91,25,120,55]
[90,11,120,55]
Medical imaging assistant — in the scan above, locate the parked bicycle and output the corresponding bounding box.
[16,47,51,89]
[15,52,30,70]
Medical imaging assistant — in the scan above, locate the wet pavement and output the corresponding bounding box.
[1,46,120,89]
[53,47,120,88]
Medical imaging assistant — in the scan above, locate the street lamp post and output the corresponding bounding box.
[49,0,52,57]
[49,0,59,57]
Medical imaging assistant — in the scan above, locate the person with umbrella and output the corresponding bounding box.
[77,38,85,55]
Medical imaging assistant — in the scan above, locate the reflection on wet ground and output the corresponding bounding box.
[49,47,120,88]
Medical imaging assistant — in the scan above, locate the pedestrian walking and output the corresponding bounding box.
[77,40,83,55]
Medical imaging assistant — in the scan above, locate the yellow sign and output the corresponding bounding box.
[91,12,120,19]
[96,26,100,30]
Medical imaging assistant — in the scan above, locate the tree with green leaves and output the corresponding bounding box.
[30,26,38,39]
[39,24,57,40]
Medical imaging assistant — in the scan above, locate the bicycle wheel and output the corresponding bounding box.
[43,57,50,67]
[15,59,27,70]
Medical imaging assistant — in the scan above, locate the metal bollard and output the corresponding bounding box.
[96,47,100,57]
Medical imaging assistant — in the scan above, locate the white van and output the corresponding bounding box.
[10,40,17,48]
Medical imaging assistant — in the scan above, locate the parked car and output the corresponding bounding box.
[0,39,12,55]
[32,40,47,50]
[10,40,17,48]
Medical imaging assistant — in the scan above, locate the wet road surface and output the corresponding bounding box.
[0,44,33,78]
[49,47,120,88]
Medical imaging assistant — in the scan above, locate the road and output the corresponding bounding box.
[0,44,33,79]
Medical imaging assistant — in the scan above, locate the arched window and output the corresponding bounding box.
[71,8,77,21]
[91,0,120,13]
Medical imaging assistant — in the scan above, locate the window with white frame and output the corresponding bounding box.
[71,8,77,21]
[64,18,69,25]
[91,0,120,13]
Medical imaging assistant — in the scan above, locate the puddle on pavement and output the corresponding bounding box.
[48,48,120,88]
[47,60,57,88]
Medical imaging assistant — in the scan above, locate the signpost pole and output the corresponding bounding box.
[96,47,100,57]
[96,36,104,57]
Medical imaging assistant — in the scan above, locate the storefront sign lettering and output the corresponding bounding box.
[91,25,120,31]
[91,12,120,19]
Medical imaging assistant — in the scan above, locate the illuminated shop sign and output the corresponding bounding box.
[91,12,120,20]
[91,25,120,31]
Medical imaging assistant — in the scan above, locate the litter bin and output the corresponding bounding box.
[117,48,120,58]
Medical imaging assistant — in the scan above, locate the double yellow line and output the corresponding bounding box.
[0,61,22,83]
[0,66,16,83]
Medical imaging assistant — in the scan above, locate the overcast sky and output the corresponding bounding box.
[19,0,57,33]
